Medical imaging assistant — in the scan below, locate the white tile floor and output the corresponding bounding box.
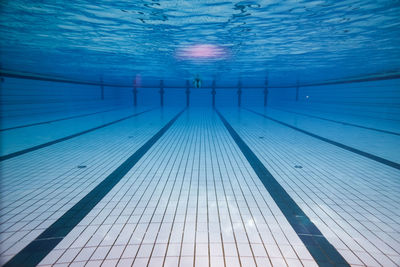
[270,105,400,134]
[0,106,122,131]
[36,109,315,267]
[0,107,151,156]
[1,107,399,267]
[221,108,400,266]
[0,108,179,264]
[249,107,400,164]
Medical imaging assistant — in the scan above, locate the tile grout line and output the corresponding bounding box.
[206,116,227,267]
[176,115,200,267]
[3,108,186,267]
[244,107,400,171]
[216,108,350,267]
[192,116,202,267]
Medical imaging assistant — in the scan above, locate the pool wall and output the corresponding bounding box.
[1,76,399,122]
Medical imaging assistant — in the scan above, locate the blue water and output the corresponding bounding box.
[1,2,400,266]
[1,0,400,87]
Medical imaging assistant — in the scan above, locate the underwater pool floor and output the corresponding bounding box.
[1,107,399,267]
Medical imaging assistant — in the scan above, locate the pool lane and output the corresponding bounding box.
[3,109,186,267]
[0,108,182,265]
[0,108,155,161]
[36,109,318,267]
[245,108,400,170]
[3,107,398,266]
[0,107,123,132]
[217,109,350,267]
[220,108,400,266]
[269,107,400,136]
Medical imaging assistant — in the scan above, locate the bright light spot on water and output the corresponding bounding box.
[247,219,254,227]
[176,44,227,60]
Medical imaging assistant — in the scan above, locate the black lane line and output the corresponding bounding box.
[216,109,350,267]
[245,108,400,171]
[0,109,156,162]
[0,107,123,132]
[268,74,400,88]
[4,108,186,267]
[270,107,400,136]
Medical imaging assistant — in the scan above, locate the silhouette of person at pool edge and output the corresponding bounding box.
[193,75,202,88]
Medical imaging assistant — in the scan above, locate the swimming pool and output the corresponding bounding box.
[1,1,400,266]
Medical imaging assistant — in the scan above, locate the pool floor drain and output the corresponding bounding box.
[294,165,303,169]
[77,165,87,169]
[259,136,264,139]
[128,136,134,138]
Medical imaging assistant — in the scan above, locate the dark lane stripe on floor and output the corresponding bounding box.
[4,108,186,267]
[0,107,122,132]
[271,107,400,136]
[216,109,350,267]
[245,108,400,171]
[0,108,155,162]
